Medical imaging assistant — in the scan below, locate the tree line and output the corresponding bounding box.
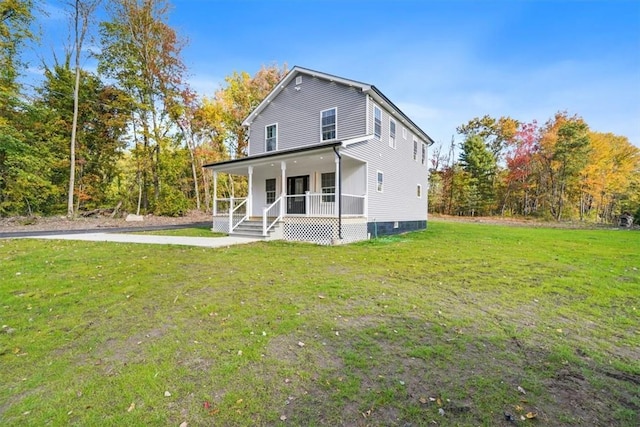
[1,0,285,217]
[428,114,640,223]
[2,1,638,224]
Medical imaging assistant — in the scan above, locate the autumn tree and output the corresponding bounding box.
[457,115,519,160]
[202,64,288,159]
[98,0,187,214]
[38,59,132,210]
[537,112,590,220]
[502,120,539,215]
[580,132,640,222]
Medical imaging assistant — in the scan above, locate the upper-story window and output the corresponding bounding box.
[421,142,426,165]
[321,108,337,141]
[374,106,382,139]
[402,127,407,139]
[265,123,277,152]
[389,119,396,149]
[377,171,384,192]
[413,138,418,161]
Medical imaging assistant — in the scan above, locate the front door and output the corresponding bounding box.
[287,175,309,214]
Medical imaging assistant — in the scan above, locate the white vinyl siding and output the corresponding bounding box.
[265,123,277,152]
[249,77,366,155]
[389,119,396,149]
[321,108,337,141]
[374,106,382,139]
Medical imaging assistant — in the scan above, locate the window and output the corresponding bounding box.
[413,139,418,161]
[374,106,382,138]
[417,184,422,198]
[295,75,302,85]
[389,119,396,149]
[421,143,426,165]
[402,127,407,139]
[265,179,276,204]
[265,124,277,152]
[377,171,383,192]
[321,172,335,202]
[321,108,336,141]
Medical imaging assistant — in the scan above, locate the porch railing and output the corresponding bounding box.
[262,196,283,236]
[229,198,248,232]
[285,193,365,217]
[342,193,366,216]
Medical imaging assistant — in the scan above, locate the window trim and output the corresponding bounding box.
[374,106,382,139]
[265,123,278,152]
[321,172,335,203]
[389,118,396,149]
[376,170,384,193]
[320,107,337,141]
[265,178,276,204]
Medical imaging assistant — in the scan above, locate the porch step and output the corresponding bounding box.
[230,219,277,239]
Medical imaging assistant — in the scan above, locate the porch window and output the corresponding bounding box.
[265,178,276,204]
[321,172,335,202]
[266,124,277,152]
[413,138,418,161]
[377,171,383,192]
[374,106,382,139]
[389,119,396,149]
[421,142,426,165]
[321,108,336,141]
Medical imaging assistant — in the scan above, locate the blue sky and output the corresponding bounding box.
[30,0,640,148]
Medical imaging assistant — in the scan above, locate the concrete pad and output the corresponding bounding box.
[19,233,261,248]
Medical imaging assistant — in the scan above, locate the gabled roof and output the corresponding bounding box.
[242,66,435,146]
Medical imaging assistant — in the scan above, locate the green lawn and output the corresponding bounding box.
[129,225,223,238]
[1,221,638,426]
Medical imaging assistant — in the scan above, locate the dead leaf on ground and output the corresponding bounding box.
[127,402,135,412]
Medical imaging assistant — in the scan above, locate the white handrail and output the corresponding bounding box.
[230,198,248,232]
[263,196,283,236]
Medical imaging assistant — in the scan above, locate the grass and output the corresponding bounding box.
[128,225,223,237]
[1,221,638,426]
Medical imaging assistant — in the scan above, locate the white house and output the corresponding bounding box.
[204,66,434,244]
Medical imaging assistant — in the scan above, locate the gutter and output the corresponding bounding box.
[332,145,343,241]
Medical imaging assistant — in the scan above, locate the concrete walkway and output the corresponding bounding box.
[17,232,261,248]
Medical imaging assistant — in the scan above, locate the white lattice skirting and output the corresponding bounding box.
[282,217,367,245]
[212,217,229,233]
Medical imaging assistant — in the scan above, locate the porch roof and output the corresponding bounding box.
[203,141,342,174]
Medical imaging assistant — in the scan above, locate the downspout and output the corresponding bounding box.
[333,145,343,240]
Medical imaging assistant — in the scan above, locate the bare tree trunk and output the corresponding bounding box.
[67,0,100,218]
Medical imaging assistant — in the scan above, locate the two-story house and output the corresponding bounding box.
[204,66,434,245]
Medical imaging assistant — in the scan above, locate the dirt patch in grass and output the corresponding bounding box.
[273,315,639,426]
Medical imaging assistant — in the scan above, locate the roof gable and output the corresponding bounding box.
[242,66,434,145]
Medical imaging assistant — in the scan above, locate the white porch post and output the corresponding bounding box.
[280,161,286,217]
[247,166,253,218]
[335,156,341,217]
[212,171,218,217]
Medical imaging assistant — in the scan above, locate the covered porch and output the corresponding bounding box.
[204,142,368,244]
